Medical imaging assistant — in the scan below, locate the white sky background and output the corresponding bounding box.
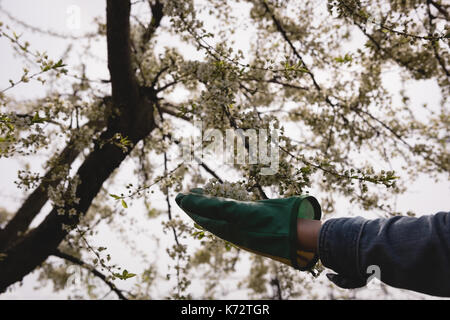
[0,0,448,299]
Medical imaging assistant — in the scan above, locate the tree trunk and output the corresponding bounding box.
[0,0,155,292]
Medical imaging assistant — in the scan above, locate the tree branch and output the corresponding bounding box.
[52,249,129,300]
[159,102,191,121]
[426,0,450,77]
[261,0,337,116]
[106,0,139,115]
[142,0,164,45]
[0,142,79,251]
[0,0,156,292]
[0,119,106,252]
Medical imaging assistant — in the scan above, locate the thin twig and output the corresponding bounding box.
[52,249,129,300]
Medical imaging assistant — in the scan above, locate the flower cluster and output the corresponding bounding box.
[47,172,81,214]
[203,178,249,201]
[14,169,41,191]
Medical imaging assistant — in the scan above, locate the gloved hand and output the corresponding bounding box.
[175,188,322,271]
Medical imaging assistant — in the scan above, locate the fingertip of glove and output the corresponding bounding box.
[176,188,204,207]
[175,193,186,206]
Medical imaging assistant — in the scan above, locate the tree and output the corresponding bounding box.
[0,0,448,299]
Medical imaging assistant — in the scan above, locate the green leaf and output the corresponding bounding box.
[121,199,128,208]
[193,223,204,230]
[334,53,352,63]
[114,269,136,280]
[295,66,309,73]
[109,193,121,200]
[193,231,205,239]
[53,59,66,69]
[31,112,48,124]
[300,166,311,174]
[41,64,52,72]
[224,241,237,251]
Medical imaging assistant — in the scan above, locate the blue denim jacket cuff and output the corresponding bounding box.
[318,217,369,279]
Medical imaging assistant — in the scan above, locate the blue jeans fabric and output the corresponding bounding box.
[318,211,450,297]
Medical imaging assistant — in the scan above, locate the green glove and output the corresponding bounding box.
[175,188,322,271]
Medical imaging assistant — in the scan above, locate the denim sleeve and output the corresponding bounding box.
[318,211,450,297]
